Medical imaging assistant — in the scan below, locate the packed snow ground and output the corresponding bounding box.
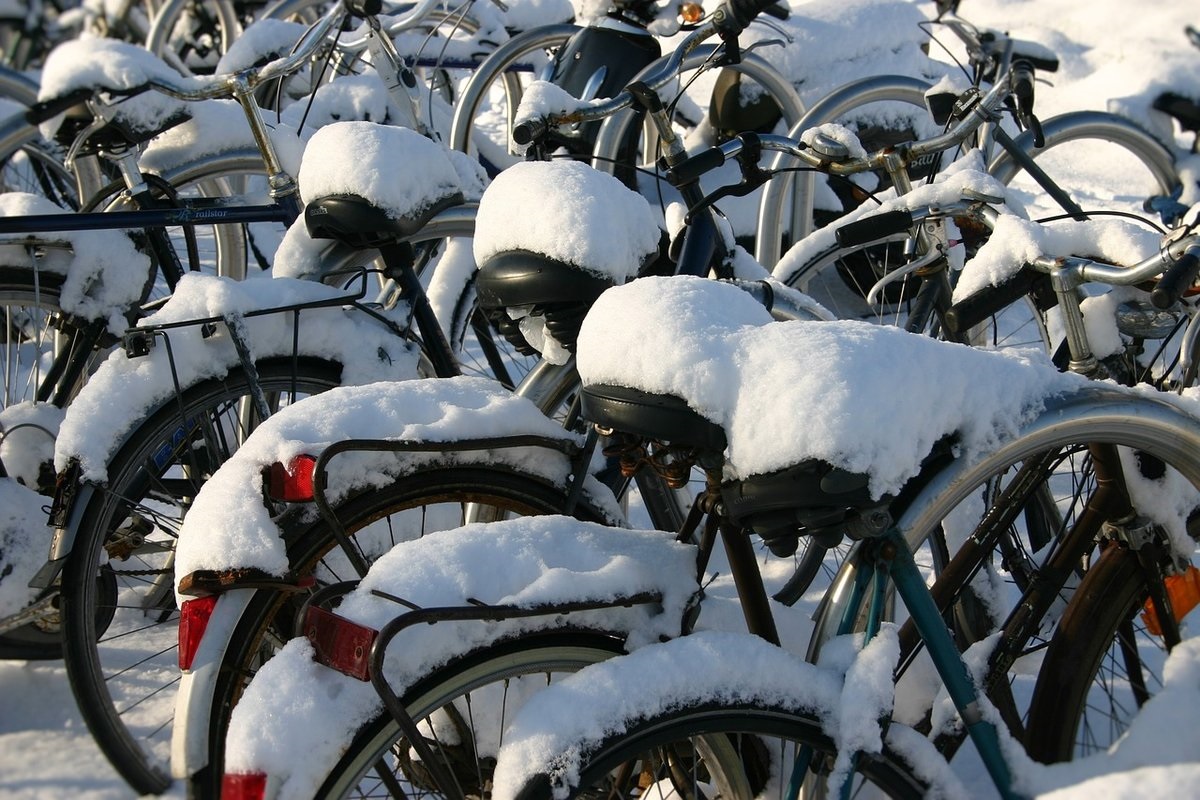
[3,0,1200,797]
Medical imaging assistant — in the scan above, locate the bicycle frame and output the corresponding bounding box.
[799,525,1019,799]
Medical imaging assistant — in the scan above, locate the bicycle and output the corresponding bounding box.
[207,269,1200,799]
[246,97,1200,800]
[492,267,1199,797]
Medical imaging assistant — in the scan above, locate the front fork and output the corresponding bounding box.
[788,528,1023,800]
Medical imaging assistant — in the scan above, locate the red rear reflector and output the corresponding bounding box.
[305,605,378,681]
[1142,565,1200,636]
[267,454,318,502]
[179,594,220,671]
[222,771,267,800]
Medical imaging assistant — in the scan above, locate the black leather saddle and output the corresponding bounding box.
[304,191,464,250]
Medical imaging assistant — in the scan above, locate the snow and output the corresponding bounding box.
[223,516,698,798]
[36,37,198,140]
[297,121,472,219]
[953,214,1164,301]
[172,376,625,589]
[53,272,425,481]
[5,0,1200,798]
[474,159,663,282]
[0,479,52,619]
[577,276,1086,492]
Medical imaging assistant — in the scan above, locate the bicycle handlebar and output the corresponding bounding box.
[102,0,348,103]
[663,70,1016,186]
[511,0,782,146]
[1151,244,1200,309]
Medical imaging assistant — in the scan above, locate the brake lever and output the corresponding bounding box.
[683,133,770,223]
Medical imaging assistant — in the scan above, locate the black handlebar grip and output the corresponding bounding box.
[1151,247,1200,309]
[341,0,381,17]
[834,210,914,248]
[665,146,727,186]
[24,87,94,126]
[942,267,1050,337]
[723,0,788,32]
[1011,59,1036,118]
[764,2,790,20]
[512,118,546,147]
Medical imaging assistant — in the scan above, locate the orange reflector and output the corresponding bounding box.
[1141,565,1200,636]
[266,454,318,502]
[221,771,267,800]
[179,594,220,671]
[681,3,703,23]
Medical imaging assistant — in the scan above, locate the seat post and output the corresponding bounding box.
[378,242,461,378]
[709,459,780,645]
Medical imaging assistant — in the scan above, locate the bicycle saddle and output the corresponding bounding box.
[1154,92,1200,133]
[475,250,621,354]
[304,192,463,249]
[473,159,666,357]
[300,121,475,249]
[580,381,882,554]
[580,383,728,454]
[35,38,194,148]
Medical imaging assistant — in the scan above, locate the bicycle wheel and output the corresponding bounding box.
[59,357,343,794]
[1024,521,1199,763]
[0,137,78,209]
[189,464,618,798]
[510,702,924,800]
[313,632,627,799]
[144,0,242,75]
[817,395,1200,763]
[1,266,68,411]
[988,111,1179,221]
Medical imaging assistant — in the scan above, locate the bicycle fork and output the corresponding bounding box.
[788,528,1023,800]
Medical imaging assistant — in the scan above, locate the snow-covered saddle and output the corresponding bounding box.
[575,276,1079,552]
[35,38,195,149]
[471,159,666,359]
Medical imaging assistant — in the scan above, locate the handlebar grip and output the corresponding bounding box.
[665,146,727,186]
[1011,59,1036,118]
[834,210,914,248]
[25,88,94,126]
[512,118,546,147]
[341,0,381,17]
[722,0,788,32]
[1151,247,1200,309]
[764,2,790,20]
[942,267,1051,338]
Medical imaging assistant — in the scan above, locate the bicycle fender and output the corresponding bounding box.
[29,478,95,588]
[172,588,254,779]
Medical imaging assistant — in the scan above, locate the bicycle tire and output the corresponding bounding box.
[511,702,925,800]
[60,357,343,794]
[188,464,618,798]
[1023,530,1197,763]
[987,110,1179,219]
[313,632,628,799]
